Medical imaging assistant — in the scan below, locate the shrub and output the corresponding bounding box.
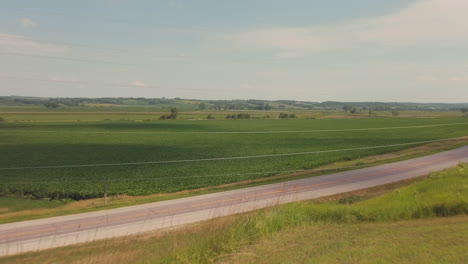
[160,107,178,120]
[278,113,289,119]
[338,195,363,205]
[236,113,251,119]
[44,102,59,109]
[207,115,215,120]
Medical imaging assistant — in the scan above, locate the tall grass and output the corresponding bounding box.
[162,164,468,263]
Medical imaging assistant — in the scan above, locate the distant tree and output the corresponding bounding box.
[391,109,400,116]
[461,108,468,113]
[198,103,206,110]
[169,107,178,119]
[206,114,215,119]
[289,114,296,118]
[264,103,272,111]
[343,105,351,112]
[237,113,251,119]
[160,107,178,120]
[278,113,289,119]
[44,102,59,109]
[350,108,358,114]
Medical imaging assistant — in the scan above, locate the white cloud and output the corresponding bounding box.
[228,0,468,56]
[132,81,147,87]
[0,33,69,54]
[19,18,37,28]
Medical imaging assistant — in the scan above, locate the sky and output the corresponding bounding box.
[0,0,467,103]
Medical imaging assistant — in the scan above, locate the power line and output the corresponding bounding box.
[0,35,169,57]
[0,137,465,170]
[0,164,375,185]
[0,52,140,66]
[1,122,466,135]
[0,169,307,185]
[0,75,159,89]
[7,7,208,32]
[0,75,213,92]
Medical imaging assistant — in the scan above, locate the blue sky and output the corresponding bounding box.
[0,0,467,102]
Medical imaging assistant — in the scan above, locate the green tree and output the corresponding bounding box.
[198,103,206,110]
[169,107,178,119]
[461,108,468,114]
[44,102,59,109]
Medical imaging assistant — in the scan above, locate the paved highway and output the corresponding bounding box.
[1,146,468,256]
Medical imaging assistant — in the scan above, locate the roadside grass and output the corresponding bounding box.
[1,138,467,224]
[163,163,468,262]
[1,164,466,264]
[222,216,468,264]
[0,197,67,213]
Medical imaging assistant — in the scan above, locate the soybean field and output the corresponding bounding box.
[1,117,468,200]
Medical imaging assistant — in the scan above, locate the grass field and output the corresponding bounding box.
[1,116,468,201]
[0,197,67,213]
[2,164,466,264]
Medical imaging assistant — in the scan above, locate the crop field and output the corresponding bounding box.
[1,116,468,200]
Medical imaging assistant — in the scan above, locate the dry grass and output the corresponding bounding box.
[224,216,468,264]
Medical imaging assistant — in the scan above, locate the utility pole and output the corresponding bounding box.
[104,183,108,205]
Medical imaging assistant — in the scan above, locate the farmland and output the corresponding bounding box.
[1,115,468,201]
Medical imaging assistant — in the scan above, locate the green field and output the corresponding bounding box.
[1,116,468,200]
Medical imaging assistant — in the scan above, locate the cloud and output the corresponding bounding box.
[19,18,37,28]
[0,33,68,54]
[168,0,184,10]
[132,81,147,87]
[228,0,468,56]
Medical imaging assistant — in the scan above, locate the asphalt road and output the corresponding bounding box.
[1,146,468,256]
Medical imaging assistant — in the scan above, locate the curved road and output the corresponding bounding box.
[1,146,468,256]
